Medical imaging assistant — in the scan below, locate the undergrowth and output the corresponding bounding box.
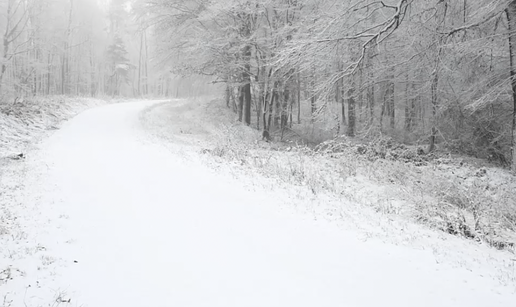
[0,96,105,157]
[203,124,516,252]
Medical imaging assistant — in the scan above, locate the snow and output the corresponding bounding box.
[1,100,516,307]
[0,97,106,158]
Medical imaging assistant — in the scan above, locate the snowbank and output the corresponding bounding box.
[0,96,106,304]
[150,98,516,250]
[0,96,106,157]
[141,99,516,290]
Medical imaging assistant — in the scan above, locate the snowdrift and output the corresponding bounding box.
[0,96,106,158]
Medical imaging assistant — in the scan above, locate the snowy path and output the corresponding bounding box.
[5,101,516,307]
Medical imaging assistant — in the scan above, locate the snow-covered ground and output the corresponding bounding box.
[1,100,516,307]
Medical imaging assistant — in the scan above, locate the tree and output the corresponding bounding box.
[106,35,131,96]
[506,1,516,172]
[138,0,516,169]
[0,0,35,95]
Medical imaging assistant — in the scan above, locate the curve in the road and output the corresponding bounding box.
[16,101,516,307]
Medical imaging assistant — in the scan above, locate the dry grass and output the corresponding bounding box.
[195,99,516,252]
[1,96,106,237]
[0,96,107,307]
[0,96,106,157]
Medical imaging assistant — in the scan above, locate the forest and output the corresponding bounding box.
[0,0,213,99]
[142,0,516,173]
[3,1,516,305]
[1,0,516,172]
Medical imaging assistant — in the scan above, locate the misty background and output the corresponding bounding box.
[1,0,516,170]
[0,0,218,99]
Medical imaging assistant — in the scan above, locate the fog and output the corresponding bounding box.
[0,0,218,100]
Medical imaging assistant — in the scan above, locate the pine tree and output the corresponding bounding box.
[106,35,131,96]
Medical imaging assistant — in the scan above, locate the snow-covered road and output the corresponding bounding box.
[3,101,515,307]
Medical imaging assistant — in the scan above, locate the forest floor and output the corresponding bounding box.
[143,98,516,250]
[0,97,515,307]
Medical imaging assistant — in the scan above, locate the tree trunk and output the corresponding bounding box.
[367,81,375,126]
[310,65,317,123]
[366,37,377,126]
[506,2,516,172]
[335,68,341,106]
[61,0,74,95]
[0,0,13,94]
[231,87,238,114]
[243,45,252,126]
[358,64,364,123]
[238,86,244,122]
[428,69,439,153]
[0,45,9,94]
[273,84,281,127]
[341,78,346,126]
[381,79,394,131]
[257,88,262,130]
[144,30,149,95]
[297,71,301,124]
[138,30,144,97]
[428,2,447,153]
[46,53,51,95]
[405,81,411,131]
[281,84,290,129]
[404,72,413,132]
[410,83,418,129]
[243,77,252,125]
[389,83,395,129]
[347,85,356,137]
[380,88,386,131]
[225,84,231,108]
[263,91,269,130]
[311,89,316,123]
[267,82,277,131]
